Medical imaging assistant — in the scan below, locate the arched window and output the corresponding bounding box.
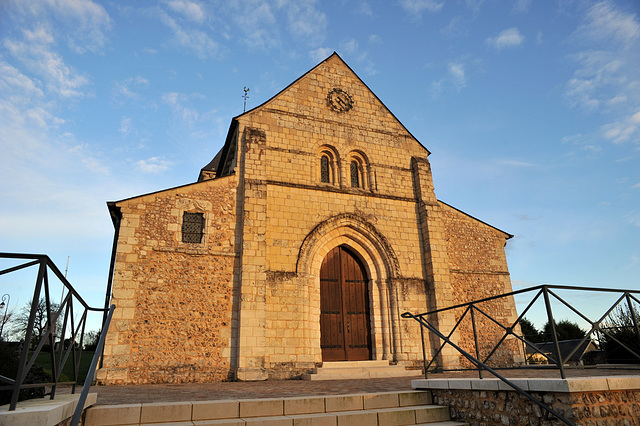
[347,151,370,190]
[350,161,360,188]
[321,155,330,183]
[318,146,339,185]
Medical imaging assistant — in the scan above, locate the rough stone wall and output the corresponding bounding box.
[98,176,238,384]
[432,388,640,425]
[441,204,521,368]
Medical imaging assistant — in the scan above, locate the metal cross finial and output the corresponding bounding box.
[243,87,250,112]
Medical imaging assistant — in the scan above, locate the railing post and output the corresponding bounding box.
[625,293,640,353]
[10,258,46,411]
[470,305,482,379]
[420,320,427,379]
[542,286,565,379]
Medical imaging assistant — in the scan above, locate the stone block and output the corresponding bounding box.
[324,395,363,412]
[243,417,293,426]
[84,403,141,426]
[290,413,337,426]
[398,391,432,406]
[239,399,284,418]
[362,393,399,409]
[284,397,325,415]
[140,401,192,423]
[335,410,376,426]
[414,405,450,423]
[376,407,415,426]
[192,400,239,420]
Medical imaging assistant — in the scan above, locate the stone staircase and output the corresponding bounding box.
[83,390,467,426]
[303,360,423,380]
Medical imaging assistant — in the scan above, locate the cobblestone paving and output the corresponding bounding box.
[88,368,640,406]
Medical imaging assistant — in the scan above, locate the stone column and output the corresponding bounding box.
[411,156,459,369]
[235,126,269,381]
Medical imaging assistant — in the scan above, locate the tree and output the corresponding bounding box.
[600,305,640,364]
[84,330,101,351]
[12,298,61,349]
[0,310,14,342]
[519,317,544,343]
[542,319,585,342]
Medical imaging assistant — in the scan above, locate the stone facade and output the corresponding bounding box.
[99,53,520,384]
[432,387,640,425]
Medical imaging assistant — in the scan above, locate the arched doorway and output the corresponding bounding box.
[320,245,371,361]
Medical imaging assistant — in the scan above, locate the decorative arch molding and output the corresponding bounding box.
[296,213,400,279]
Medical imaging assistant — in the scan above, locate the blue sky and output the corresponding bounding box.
[1,0,639,332]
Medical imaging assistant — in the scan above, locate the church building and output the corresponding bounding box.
[99,53,520,384]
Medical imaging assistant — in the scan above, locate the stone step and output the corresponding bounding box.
[303,361,422,381]
[84,390,466,426]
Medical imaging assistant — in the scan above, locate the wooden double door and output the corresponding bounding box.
[320,246,372,361]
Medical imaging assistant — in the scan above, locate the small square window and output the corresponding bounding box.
[182,212,204,243]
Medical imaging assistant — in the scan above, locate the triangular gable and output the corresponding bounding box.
[236,52,430,156]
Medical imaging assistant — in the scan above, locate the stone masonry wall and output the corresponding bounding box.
[432,388,640,425]
[441,204,521,368]
[99,175,238,384]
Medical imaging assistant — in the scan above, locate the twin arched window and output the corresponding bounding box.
[318,147,369,190]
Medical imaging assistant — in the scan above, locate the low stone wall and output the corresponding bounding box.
[413,376,640,425]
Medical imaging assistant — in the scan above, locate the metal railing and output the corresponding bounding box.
[402,285,640,425]
[0,253,113,413]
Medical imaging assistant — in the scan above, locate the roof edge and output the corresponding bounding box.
[438,199,514,239]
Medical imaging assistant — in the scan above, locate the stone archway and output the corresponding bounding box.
[297,213,401,362]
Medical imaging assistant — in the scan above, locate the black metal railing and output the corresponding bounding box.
[402,284,640,425]
[0,253,113,412]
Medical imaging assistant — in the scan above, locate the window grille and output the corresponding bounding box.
[182,212,204,243]
[321,156,330,183]
[350,161,360,188]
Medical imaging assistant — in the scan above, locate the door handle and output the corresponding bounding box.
[347,322,350,333]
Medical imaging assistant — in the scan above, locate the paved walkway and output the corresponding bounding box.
[87,368,640,406]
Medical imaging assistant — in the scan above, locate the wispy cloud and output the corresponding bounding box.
[162,92,201,123]
[8,0,112,54]
[512,0,531,14]
[575,1,639,45]
[4,27,90,99]
[564,1,640,149]
[399,0,444,18]
[281,0,327,46]
[486,27,525,49]
[309,47,333,63]
[601,110,640,144]
[136,157,173,174]
[155,8,218,58]
[430,58,476,97]
[164,0,205,24]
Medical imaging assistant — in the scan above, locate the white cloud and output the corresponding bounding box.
[8,0,112,54]
[111,76,150,102]
[357,2,373,17]
[486,27,525,49]
[136,157,173,174]
[576,1,639,45]
[162,92,200,123]
[512,0,531,14]
[164,0,205,23]
[4,27,90,99]
[601,110,640,144]
[281,0,327,46]
[309,47,333,63]
[156,9,218,58]
[447,62,466,91]
[340,39,359,55]
[119,117,133,135]
[399,0,443,17]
